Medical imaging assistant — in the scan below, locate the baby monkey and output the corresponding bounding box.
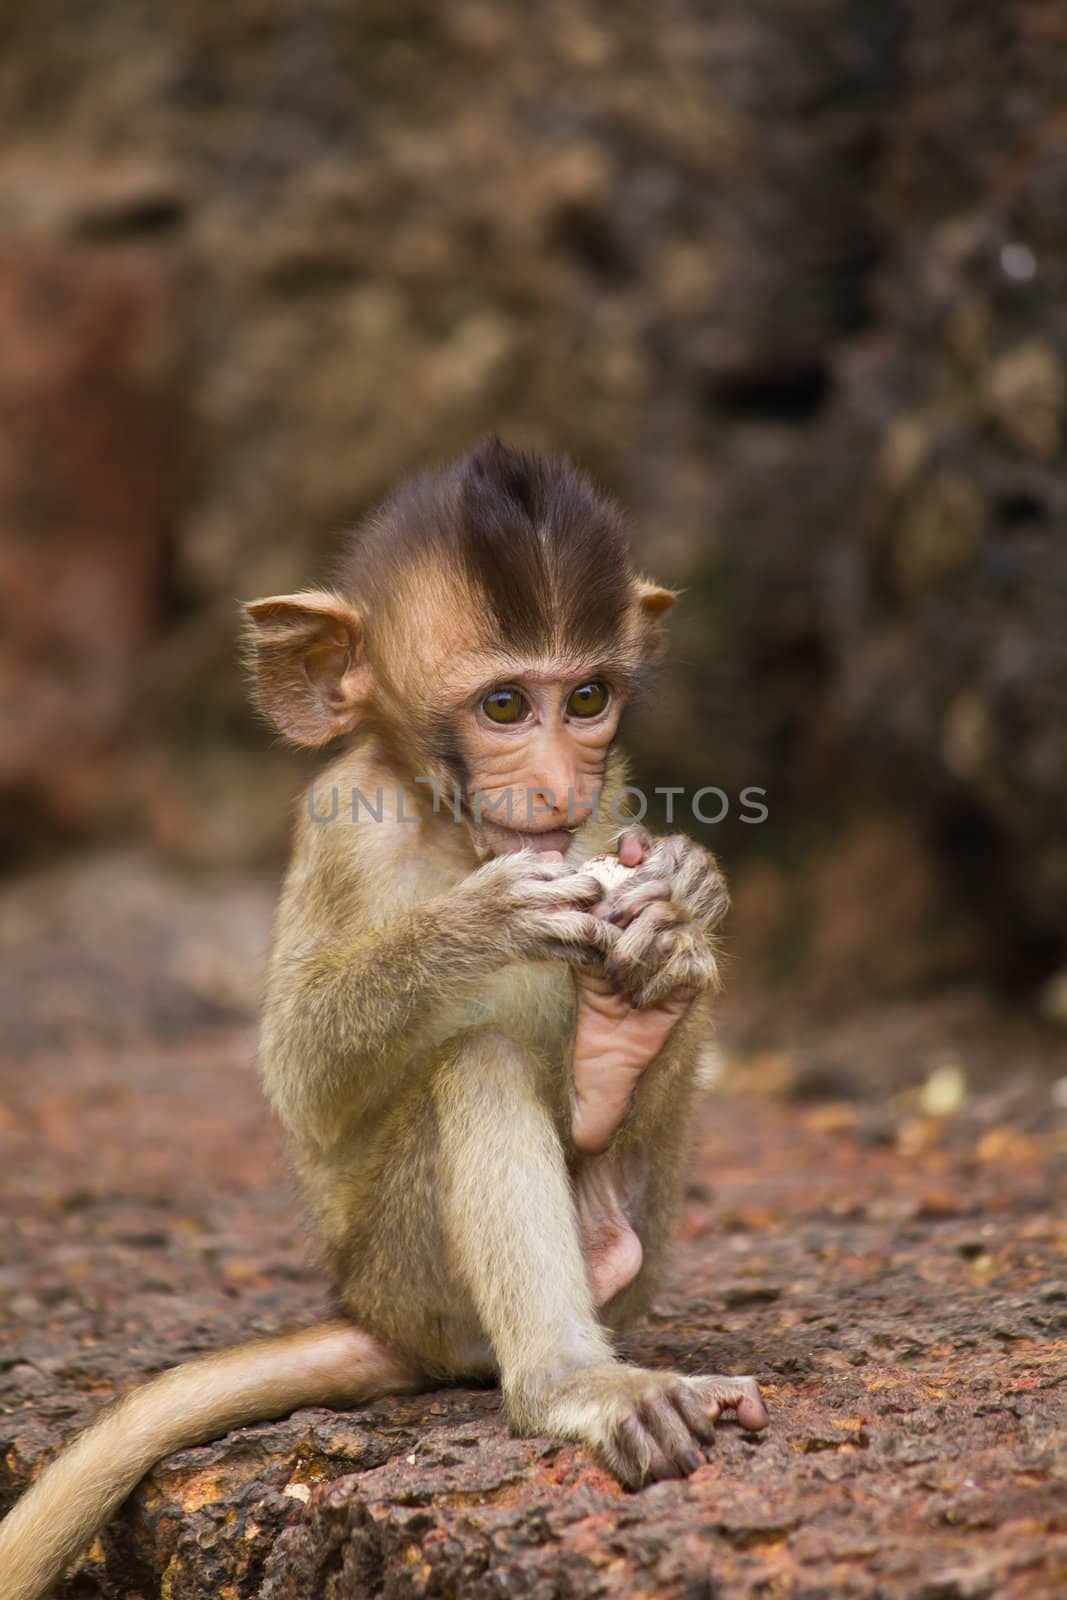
[0,438,766,1600]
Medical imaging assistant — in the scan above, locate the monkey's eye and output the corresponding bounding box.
[566,681,609,719]
[482,686,529,725]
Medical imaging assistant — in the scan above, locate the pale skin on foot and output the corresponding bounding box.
[571,836,701,1156]
[0,439,767,1600]
[567,831,728,1309]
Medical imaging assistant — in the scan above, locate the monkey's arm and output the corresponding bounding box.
[261,849,612,1127]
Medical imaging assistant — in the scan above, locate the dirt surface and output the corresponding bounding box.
[1,862,1066,1599]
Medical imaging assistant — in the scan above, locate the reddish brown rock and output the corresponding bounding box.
[1,909,1064,1599]
[0,241,177,838]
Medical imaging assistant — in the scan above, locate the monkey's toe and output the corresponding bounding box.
[611,1409,701,1488]
[694,1373,769,1431]
[594,1368,751,1489]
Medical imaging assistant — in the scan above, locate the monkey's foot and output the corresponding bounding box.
[574,1150,644,1306]
[533,1362,769,1490]
[571,973,691,1152]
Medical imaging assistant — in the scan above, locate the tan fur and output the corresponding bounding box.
[0,467,765,1600]
[255,727,759,1462]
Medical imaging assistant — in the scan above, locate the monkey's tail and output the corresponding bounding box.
[0,1319,419,1600]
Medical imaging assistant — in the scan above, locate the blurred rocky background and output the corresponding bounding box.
[3,7,1067,1597]
[4,0,1067,1030]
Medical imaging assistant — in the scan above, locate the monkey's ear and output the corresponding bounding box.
[633,576,678,662]
[635,578,679,616]
[243,591,372,745]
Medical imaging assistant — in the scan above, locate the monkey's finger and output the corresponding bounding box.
[625,831,681,875]
[625,955,707,1009]
[608,1416,650,1489]
[602,905,680,994]
[614,1413,675,1484]
[565,946,613,972]
[615,824,653,868]
[601,879,672,928]
[563,932,625,972]
[625,928,720,1008]
[558,871,609,908]
[676,862,729,930]
[618,900,681,946]
[615,845,688,900]
[531,910,619,955]
[614,957,686,1009]
[667,1381,719,1445]
[637,1389,704,1476]
[693,1375,769,1432]
[574,911,621,952]
[639,840,729,931]
[520,872,603,912]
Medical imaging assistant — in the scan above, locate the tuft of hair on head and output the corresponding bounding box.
[334,437,642,660]
[457,436,635,655]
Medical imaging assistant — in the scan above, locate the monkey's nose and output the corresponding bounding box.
[530,786,585,823]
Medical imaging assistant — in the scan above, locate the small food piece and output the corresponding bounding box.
[581,853,634,895]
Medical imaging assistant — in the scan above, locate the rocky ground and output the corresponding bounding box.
[1,854,1065,1598]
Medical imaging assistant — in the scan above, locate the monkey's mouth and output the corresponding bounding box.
[477,822,578,857]
[515,828,576,854]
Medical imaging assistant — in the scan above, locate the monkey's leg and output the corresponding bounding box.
[574,1146,647,1307]
[570,970,693,1152]
[569,970,701,1309]
[0,1322,420,1600]
[433,1028,767,1488]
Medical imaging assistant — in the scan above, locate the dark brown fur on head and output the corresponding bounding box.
[335,436,636,659]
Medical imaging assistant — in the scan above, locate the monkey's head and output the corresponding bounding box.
[245,438,675,856]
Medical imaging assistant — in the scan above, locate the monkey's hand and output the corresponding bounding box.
[597,826,728,1009]
[527,1362,768,1489]
[470,849,619,969]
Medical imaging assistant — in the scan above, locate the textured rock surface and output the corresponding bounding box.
[1,863,1064,1598]
[0,242,177,845]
